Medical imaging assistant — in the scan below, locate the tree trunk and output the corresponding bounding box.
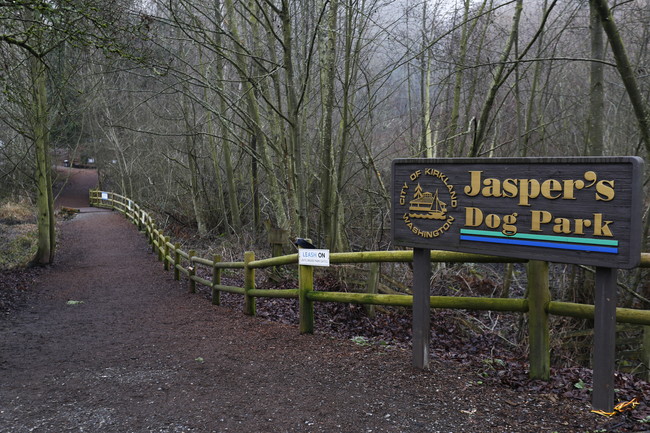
[214,1,242,230]
[470,0,523,157]
[188,138,207,236]
[463,2,493,146]
[448,1,470,157]
[224,0,288,230]
[419,1,433,158]
[319,0,339,249]
[588,0,605,156]
[522,0,548,157]
[31,53,55,265]
[280,0,306,235]
[592,0,650,155]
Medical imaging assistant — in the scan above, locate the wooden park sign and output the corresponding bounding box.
[392,157,643,268]
[391,157,644,411]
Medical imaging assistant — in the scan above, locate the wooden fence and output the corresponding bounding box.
[89,190,650,380]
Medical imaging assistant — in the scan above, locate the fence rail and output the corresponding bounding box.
[89,190,650,381]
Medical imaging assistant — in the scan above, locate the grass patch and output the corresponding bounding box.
[0,200,38,269]
[0,201,35,224]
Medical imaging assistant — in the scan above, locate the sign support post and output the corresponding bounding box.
[527,260,550,380]
[593,267,618,412]
[412,248,431,369]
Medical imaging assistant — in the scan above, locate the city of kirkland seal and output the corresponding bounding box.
[399,168,458,238]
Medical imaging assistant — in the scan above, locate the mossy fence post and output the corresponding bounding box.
[145,220,151,245]
[243,251,256,316]
[188,250,196,293]
[299,264,315,334]
[173,243,181,281]
[156,230,164,262]
[527,260,550,380]
[212,254,222,306]
[150,224,156,253]
[365,262,380,318]
[163,236,170,271]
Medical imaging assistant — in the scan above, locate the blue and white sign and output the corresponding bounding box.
[101,192,109,200]
[298,249,330,267]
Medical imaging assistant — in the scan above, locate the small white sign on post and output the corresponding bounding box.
[298,249,330,267]
[101,192,108,200]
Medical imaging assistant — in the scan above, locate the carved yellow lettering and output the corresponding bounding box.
[573,218,591,235]
[553,218,572,234]
[482,178,502,198]
[502,213,518,236]
[518,179,540,206]
[485,213,501,229]
[593,213,613,237]
[595,180,615,201]
[502,178,518,198]
[562,179,578,200]
[465,207,483,227]
[465,171,482,196]
[541,179,562,200]
[531,210,552,231]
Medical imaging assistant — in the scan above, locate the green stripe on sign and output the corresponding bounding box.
[459,229,618,247]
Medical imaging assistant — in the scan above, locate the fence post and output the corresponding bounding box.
[157,231,164,262]
[527,260,550,380]
[188,250,196,293]
[299,264,315,334]
[365,262,380,318]
[163,236,171,271]
[173,243,181,281]
[212,254,222,306]
[150,224,156,252]
[243,251,256,316]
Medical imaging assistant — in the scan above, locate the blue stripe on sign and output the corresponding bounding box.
[460,228,619,247]
[459,235,619,254]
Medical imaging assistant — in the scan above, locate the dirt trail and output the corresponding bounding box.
[54,167,101,210]
[0,170,604,432]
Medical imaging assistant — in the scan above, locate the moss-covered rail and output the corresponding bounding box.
[90,190,650,381]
